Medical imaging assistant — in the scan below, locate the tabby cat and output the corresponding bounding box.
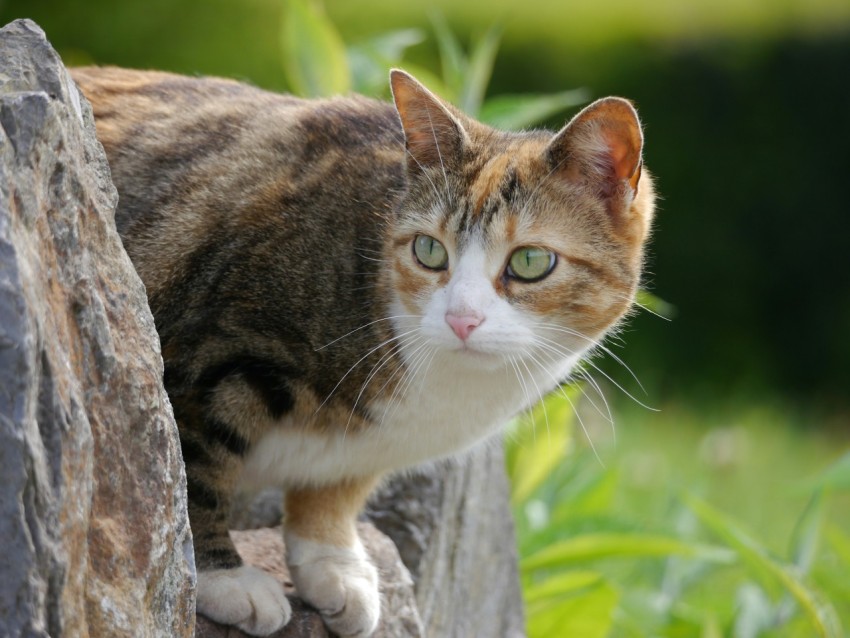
[71,66,655,637]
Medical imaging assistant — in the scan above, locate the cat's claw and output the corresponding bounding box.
[286,535,381,637]
[196,565,292,636]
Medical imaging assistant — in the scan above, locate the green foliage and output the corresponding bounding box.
[277,1,583,133]
[281,0,350,96]
[506,392,848,637]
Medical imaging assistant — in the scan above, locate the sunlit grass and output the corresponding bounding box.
[507,391,850,637]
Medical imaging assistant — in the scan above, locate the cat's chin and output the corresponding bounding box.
[446,344,506,370]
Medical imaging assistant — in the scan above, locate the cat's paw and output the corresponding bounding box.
[285,534,381,638]
[196,565,292,636]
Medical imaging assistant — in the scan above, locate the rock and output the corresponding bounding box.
[0,18,194,638]
[196,523,424,638]
[368,443,526,638]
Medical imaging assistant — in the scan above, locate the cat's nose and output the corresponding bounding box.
[445,312,483,341]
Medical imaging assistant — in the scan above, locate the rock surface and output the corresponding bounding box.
[368,444,526,638]
[0,19,194,637]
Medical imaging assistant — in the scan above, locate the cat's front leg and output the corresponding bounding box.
[284,476,381,638]
[185,432,291,635]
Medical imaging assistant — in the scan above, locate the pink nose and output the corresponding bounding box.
[446,312,483,341]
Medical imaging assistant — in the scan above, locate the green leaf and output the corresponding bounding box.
[347,28,424,96]
[458,25,501,116]
[734,583,775,638]
[479,89,590,130]
[429,11,465,103]
[801,451,850,492]
[521,532,735,572]
[636,289,677,320]
[789,493,824,575]
[825,523,850,567]
[527,577,619,638]
[684,493,843,638]
[505,387,579,505]
[281,0,350,97]
[524,570,604,603]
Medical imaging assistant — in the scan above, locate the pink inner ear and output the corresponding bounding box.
[602,124,641,181]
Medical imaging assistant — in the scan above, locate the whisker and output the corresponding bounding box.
[536,323,648,395]
[613,291,672,322]
[315,315,419,351]
[536,334,658,412]
[343,335,422,435]
[531,340,614,428]
[378,340,434,429]
[315,327,421,413]
[518,356,550,441]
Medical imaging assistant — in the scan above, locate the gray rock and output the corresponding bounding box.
[0,18,194,637]
[368,443,526,638]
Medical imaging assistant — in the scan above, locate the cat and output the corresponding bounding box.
[70,65,655,637]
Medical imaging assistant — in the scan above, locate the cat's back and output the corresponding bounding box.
[71,66,406,300]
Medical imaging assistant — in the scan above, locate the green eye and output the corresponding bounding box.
[413,235,448,270]
[508,246,556,281]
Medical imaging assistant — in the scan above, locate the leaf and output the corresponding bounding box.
[788,492,824,575]
[684,493,842,638]
[458,24,501,116]
[524,570,604,604]
[825,524,850,567]
[429,10,465,102]
[505,387,579,505]
[636,289,677,320]
[521,532,735,572]
[347,28,424,96]
[281,0,350,97]
[479,89,590,130]
[800,451,850,492]
[526,577,619,638]
[734,583,776,638]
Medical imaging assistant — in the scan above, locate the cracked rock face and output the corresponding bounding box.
[0,19,195,637]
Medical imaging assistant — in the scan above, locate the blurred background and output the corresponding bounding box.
[2,0,847,635]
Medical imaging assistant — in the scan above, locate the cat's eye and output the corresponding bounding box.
[507,246,556,282]
[413,235,448,270]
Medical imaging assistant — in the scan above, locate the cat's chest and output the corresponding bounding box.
[240,352,566,487]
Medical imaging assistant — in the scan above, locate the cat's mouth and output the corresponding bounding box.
[449,342,504,366]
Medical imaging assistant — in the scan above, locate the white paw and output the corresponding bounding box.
[196,565,292,636]
[285,534,381,638]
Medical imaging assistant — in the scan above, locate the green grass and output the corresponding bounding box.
[506,392,850,637]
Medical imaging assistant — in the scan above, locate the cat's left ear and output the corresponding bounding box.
[390,69,467,175]
[546,97,644,213]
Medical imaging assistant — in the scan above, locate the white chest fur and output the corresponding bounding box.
[240,349,578,487]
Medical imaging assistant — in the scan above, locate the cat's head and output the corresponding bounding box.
[386,70,655,374]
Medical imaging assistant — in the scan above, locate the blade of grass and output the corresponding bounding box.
[281,0,350,97]
[458,24,501,116]
[505,387,578,505]
[684,493,842,638]
[347,28,424,96]
[429,10,464,102]
[524,570,604,604]
[479,89,589,130]
[526,578,618,638]
[521,532,735,572]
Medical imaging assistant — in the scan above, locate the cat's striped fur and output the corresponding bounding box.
[71,66,655,637]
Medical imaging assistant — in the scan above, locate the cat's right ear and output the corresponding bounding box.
[390,69,467,175]
[546,97,645,217]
